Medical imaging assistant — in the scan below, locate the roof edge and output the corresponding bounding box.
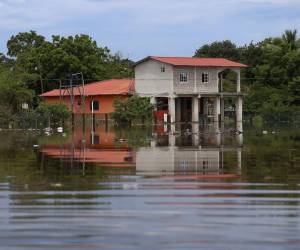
[134,56,248,68]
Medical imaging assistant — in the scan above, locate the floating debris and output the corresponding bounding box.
[229,129,242,135]
[116,138,126,143]
[50,183,63,188]
[123,183,139,190]
[57,127,63,133]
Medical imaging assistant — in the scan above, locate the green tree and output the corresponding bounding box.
[195,30,300,121]
[6,32,134,94]
[282,29,298,51]
[194,40,241,61]
[0,65,35,127]
[288,77,300,105]
[7,30,46,57]
[35,102,71,126]
[113,95,153,124]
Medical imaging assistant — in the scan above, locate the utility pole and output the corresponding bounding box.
[35,66,44,94]
[70,76,75,130]
[40,75,44,94]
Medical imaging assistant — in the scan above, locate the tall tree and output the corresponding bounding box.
[7,31,46,57]
[194,40,241,61]
[282,29,297,51]
[6,32,134,93]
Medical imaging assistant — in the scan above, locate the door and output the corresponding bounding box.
[181,98,192,122]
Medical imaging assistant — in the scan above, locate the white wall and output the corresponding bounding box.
[136,147,220,174]
[136,147,175,173]
[135,60,174,97]
[173,67,220,94]
[135,60,242,95]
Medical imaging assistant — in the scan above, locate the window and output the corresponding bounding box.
[90,100,99,111]
[202,73,209,83]
[161,66,165,73]
[179,73,188,83]
[90,134,100,145]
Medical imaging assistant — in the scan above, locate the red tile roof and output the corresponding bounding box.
[135,56,247,68]
[41,78,135,97]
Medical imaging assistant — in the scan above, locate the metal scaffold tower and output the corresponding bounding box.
[59,73,86,127]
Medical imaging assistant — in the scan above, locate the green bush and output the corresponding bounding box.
[253,115,264,127]
[35,102,71,126]
[113,95,153,124]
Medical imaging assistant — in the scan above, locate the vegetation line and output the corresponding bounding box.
[0,29,299,128]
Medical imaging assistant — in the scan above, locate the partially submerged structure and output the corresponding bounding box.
[134,56,247,130]
[41,56,246,130]
[41,79,135,119]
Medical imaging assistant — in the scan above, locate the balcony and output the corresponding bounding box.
[174,80,219,95]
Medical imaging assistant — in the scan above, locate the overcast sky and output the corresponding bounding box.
[0,0,299,60]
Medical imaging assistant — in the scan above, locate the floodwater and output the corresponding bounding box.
[0,123,300,250]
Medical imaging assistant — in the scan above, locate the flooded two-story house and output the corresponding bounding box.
[134,56,247,131]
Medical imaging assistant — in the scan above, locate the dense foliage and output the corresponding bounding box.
[113,95,153,124]
[5,31,134,93]
[0,31,134,128]
[0,29,299,127]
[35,103,71,126]
[194,30,300,121]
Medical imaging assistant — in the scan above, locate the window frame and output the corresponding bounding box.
[160,66,165,73]
[179,73,188,83]
[202,72,209,83]
[90,100,99,111]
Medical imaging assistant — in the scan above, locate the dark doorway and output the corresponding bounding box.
[180,97,192,122]
[156,97,169,111]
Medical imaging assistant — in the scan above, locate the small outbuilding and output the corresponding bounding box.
[40,78,135,119]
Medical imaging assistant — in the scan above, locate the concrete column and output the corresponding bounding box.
[220,72,224,92]
[237,149,242,174]
[168,97,176,123]
[192,123,199,146]
[216,132,221,146]
[150,96,157,110]
[175,98,181,122]
[236,133,243,147]
[192,97,199,123]
[236,69,241,93]
[220,97,225,130]
[236,96,243,132]
[214,97,221,124]
[220,98,225,122]
[168,134,176,147]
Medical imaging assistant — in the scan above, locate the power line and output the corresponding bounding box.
[39,76,298,82]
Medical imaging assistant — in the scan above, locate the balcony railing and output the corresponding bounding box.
[174,81,219,94]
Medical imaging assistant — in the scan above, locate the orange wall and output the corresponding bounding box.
[44,95,128,114]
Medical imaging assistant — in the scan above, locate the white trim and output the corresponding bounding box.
[179,72,188,83]
[202,72,209,83]
[194,66,197,92]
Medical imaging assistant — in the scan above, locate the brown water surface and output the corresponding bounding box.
[0,124,299,250]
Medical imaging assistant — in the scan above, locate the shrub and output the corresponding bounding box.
[113,95,153,124]
[35,102,71,126]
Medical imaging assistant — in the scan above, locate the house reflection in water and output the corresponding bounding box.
[40,126,135,168]
[136,123,243,176]
[40,123,243,175]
